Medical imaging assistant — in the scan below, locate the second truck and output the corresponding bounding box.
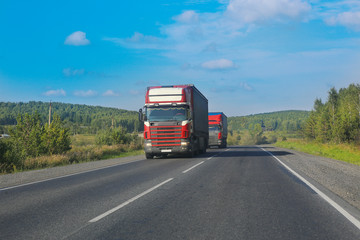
[139,85,208,159]
[208,112,228,148]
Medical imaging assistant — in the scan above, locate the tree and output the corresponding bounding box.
[42,113,71,155]
[10,112,43,157]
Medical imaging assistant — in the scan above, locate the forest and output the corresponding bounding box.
[228,110,310,132]
[303,84,360,144]
[0,101,142,134]
[227,110,310,145]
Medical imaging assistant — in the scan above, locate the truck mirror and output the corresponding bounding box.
[138,109,144,122]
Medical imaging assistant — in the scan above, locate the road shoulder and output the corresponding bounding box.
[0,154,145,189]
[261,145,360,212]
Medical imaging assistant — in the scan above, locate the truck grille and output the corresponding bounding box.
[149,126,183,147]
[150,126,182,139]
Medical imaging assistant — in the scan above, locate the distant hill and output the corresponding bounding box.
[0,101,142,134]
[228,110,310,132]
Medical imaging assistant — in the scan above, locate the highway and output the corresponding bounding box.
[1,146,360,239]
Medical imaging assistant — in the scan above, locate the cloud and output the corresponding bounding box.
[43,89,66,97]
[173,10,199,23]
[201,58,236,70]
[129,90,140,95]
[225,0,311,23]
[210,81,254,92]
[103,90,120,96]
[64,31,90,46]
[326,11,360,31]
[104,0,312,60]
[63,68,85,77]
[73,90,97,97]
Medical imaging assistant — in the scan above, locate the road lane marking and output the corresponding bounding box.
[89,178,174,223]
[182,161,204,173]
[207,148,229,160]
[261,147,360,230]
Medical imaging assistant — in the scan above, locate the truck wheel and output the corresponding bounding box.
[145,153,153,159]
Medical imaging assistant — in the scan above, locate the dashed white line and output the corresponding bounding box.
[261,147,360,230]
[89,178,174,223]
[182,161,204,173]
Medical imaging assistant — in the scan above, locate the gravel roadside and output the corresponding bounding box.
[0,154,145,189]
[262,145,360,211]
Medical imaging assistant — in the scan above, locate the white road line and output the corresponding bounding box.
[182,161,204,173]
[89,178,174,223]
[0,159,145,192]
[261,147,360,230]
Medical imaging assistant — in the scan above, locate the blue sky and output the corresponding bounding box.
[1,0,360,116]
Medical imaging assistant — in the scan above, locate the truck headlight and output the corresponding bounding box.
[181,141,190,146]
[145,142,152,147]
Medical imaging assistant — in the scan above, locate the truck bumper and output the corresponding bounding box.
[144,139,192,155]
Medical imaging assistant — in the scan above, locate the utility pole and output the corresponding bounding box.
[49,101,52,126]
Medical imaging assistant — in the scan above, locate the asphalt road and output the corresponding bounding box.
[1,146,360,240]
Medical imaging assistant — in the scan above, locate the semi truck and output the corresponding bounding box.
[139,85,209,159]
[208,112,227,148]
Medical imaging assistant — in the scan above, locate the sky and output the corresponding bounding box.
[1,0,360,116]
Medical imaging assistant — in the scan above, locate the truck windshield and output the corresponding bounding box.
[146,106,189,122]
[209,125,220,132]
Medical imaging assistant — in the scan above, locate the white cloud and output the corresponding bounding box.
[43,89,66,97]
[103,32,163,49]
[64,31,90,46]
[173,10,199,23]
[73,90,97,97]
[103,90,119,96]
[63,68,85,77]
[326,11,360,31]
[129,90,140,95]
[201,58,235,70]
[225,0,311,23]
[239,82,253,91]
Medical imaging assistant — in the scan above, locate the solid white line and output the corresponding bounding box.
[0,159,144,192]
[260,147,360,230]
[182,161,204,173]
[89,178,174,223]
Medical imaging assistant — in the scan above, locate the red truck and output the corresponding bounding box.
[208,112,228,148]
[139,85,209,159]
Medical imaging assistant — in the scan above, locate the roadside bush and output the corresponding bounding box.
[95,127,134,146]
[0,138,26,173]
[0,112,71,173]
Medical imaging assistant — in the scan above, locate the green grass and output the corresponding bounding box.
[275,139,360,166]
[101,149,144,160]
[71,134,96,146]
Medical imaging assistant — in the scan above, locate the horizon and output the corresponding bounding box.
[1,1,360,116]
[0,100,310,118]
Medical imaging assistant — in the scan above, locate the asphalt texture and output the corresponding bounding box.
[0,146,359,240]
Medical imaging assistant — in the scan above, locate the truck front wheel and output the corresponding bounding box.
[145,153,153,159]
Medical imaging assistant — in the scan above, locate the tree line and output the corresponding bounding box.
[228,110,310,133]
[0,101,142,134]
[304,84,360,143]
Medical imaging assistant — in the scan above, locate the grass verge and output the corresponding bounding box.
[19,144,143,172]
[275,139,360,166]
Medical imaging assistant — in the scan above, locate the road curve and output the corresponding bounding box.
[0,146,359,240]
